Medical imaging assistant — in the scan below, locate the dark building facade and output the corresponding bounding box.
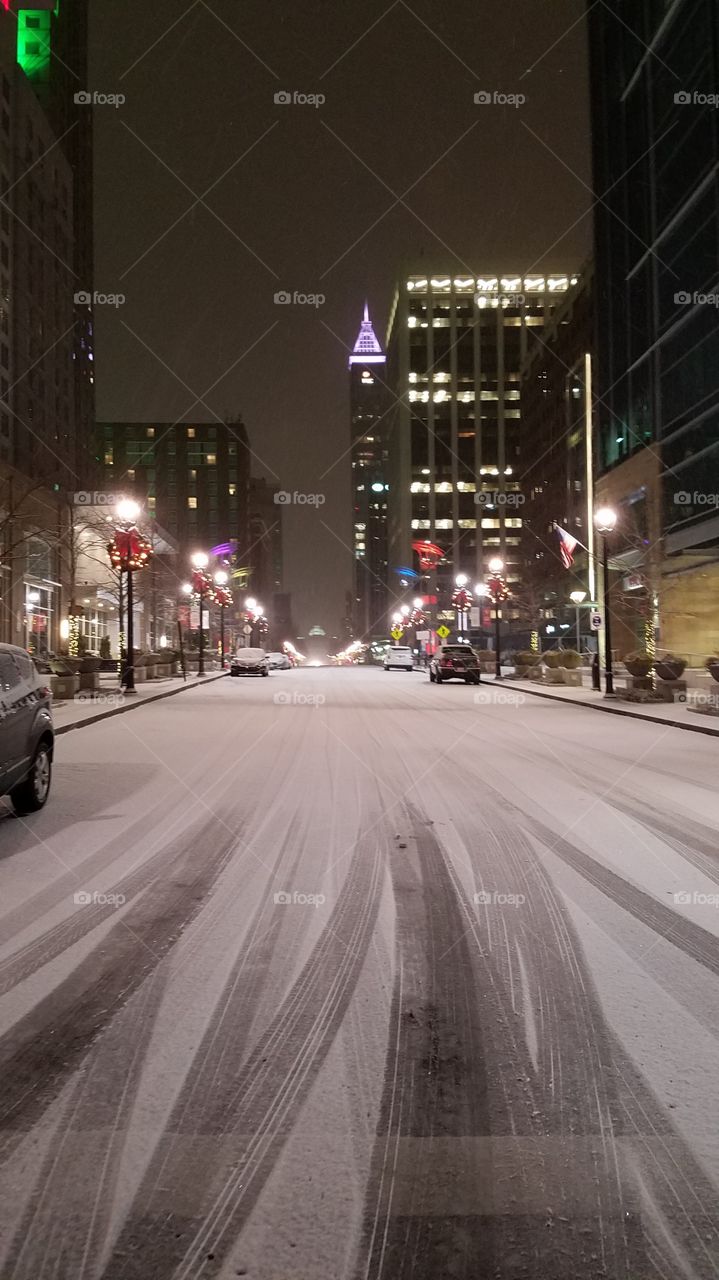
[248,475,283,610]
[98,421,252,579]
[12,0,95,483]
[520,267,596,644]
[386,270,578,629]
[349,303,390,639]
[589,0,719,657]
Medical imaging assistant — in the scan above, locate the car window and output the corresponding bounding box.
[13,652,34,682]
[0,653,21,692]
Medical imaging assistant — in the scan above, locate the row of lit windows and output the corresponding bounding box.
[406,276,577,293]
[410,518,523,532]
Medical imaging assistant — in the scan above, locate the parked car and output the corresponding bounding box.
[429,644,481,684]
[267,651,291,670]
[0,644,54,813]
[230,647,270,677]
[384,645,414,671]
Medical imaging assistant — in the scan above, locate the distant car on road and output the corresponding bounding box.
[0,643,54,814]
[267,651,291,670]
[230,647,270,677]
[384,645,414,671]
[429,644,481,684]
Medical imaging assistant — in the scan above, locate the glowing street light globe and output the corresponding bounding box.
[191,550,209,569]
[594,506,617,534]
[181,582,193,595]
[570,589,587,605]
[413,597,423,609]
[487,556,504,574]
[214,570,229,585]
[116,498,140,524]
[245,596,257,611]
[455,573,468,587]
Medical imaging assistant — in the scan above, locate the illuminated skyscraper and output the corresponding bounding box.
[385,271,578,621]
[348,303,390,638]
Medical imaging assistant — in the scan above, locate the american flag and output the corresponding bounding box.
[555,523,578,569]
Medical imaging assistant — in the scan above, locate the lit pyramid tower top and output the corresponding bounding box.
[348,302,385,368]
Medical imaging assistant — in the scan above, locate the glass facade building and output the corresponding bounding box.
[589,0,719,581]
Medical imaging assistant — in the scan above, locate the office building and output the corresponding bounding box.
[589,0,719,656]
[349,303,390,638]
[385,270,578,625]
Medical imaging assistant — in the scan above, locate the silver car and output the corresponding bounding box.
[0,643,54,814]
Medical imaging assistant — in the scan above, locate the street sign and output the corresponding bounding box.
[436,624,450,639]
[390,627,404,641]
[416,630,430,641]
[590,612,602,630]
[243,623,253,635]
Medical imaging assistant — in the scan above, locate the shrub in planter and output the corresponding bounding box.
[542,651,562,669]
[624,650,652,678]
[99,635,112,660]
[559,649,582,669]
[706,656,719,684]
[513,651,537,674]
[653,653,687,681]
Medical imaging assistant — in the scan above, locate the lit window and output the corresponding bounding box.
[206,453,216,465]
[188,496,197,509]
[189,469,197,480]
[228,483,236,496]
[146,427,155,438]
[187,427,195,438]
[104,450,113,465]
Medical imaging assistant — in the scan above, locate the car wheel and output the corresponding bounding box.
[436,671,443,684]
[11,741,52,815]
[262,669,269,677]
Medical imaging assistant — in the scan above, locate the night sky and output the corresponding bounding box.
[91,0,591,636]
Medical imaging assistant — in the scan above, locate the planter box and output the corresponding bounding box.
[544,668,566,684]
[143,664,158,679]
[561,669,582,687]
[655,678,686,702]
[78,672,100,691]
[130,666,147,683]
[51,674,80,700]
[625,674,653,691]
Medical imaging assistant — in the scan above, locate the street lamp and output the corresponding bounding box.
[191,551,209,675]
[570,589,587,652]
[593,506,617,696]
[110,499,145,694]
[214,570,230,668]
[485,557,508,681]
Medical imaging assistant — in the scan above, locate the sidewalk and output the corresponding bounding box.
[504,671,719,738]
[52,670,227,735]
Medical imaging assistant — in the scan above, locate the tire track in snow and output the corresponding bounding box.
[0,817,239,1159]
[97,834,384,1279]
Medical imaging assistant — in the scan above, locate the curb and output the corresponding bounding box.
[55,672,228,736]
[508,680,719,739]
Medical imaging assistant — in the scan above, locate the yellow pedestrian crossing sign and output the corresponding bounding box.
[391,627,404,641]
[436,624,450,639]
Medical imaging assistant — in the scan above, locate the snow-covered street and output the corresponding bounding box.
[1,666,719,1279]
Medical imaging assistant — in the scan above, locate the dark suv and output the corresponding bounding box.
[0,644,54,814]
[429,644,481,685]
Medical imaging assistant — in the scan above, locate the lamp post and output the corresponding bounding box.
[593,507,617,696]
[110,499,145,694]
[191,551,209,675]
[214,570,231,668]
[486,556,509,681]
[570,589,587,652]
